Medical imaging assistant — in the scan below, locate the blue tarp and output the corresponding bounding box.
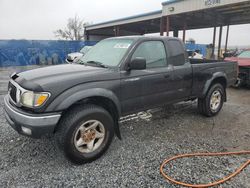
[0,40,97,67]
[185,43,207,57]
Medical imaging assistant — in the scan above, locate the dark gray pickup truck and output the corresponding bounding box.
[4,36,237,164]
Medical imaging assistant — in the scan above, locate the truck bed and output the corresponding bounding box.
[190,58,222,64]
[190,59,238,97]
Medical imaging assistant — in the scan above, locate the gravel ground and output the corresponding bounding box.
[0,66,249,188]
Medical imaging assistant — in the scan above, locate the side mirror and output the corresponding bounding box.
[129,57,146,70]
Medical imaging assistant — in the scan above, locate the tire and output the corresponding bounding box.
[198,83,225,117]
[55,104,114,164]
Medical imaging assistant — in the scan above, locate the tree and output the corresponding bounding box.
[54,15,88,40]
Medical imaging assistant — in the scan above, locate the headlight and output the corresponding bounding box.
[21,91,50,108]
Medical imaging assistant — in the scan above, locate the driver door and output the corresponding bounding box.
[120,40,174,115]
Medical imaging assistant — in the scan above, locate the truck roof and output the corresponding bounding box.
[106,35,179,41]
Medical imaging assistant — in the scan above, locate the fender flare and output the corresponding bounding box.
[52,88,121,115]
[47,88,122,139]
[202,72,227,98]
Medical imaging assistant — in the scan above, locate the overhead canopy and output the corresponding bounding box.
[85,10,162,37]
[85,0,250,38]
[162,0,250,30]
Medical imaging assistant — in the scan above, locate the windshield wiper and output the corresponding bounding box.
[75,59,84,64]
[86,61,108,68]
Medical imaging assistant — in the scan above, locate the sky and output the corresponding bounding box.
[0,0,250,47]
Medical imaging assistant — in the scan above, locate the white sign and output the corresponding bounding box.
[205,0,221,6]
[114,43,131,49]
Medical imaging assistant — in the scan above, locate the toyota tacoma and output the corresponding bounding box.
[4,36,237,164]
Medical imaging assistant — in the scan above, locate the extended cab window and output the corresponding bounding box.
[131,41,167,68]
[168,40,186,66]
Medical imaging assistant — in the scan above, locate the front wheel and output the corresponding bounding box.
[198,83,225,117]
[56,105,114,164]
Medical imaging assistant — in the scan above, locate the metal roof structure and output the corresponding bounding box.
[86,0,250,35]
[161,0,250,30]
[86,10,162,30]
[85,10,162,37]
[85,0,250,58]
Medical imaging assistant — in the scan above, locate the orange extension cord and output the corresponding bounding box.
[160,151,250,188]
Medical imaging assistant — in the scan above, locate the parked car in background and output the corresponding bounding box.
[225,49,250,87]
[66,45,92,63]
[223,49,239,58]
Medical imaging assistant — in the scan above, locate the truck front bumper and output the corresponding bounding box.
[4,96,61,138]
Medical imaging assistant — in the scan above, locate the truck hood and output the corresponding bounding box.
[225,57,250,67]
[14,64,119,92]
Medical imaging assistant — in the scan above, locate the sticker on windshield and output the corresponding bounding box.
[114,43,131,49]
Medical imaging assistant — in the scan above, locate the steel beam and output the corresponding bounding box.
[160,17,164,36]
[85,29,89,41]
[113,26,116,36]
[218,26,223,59]
[114,26,120,36]
[173,30,179,37]
[165,16,170,36]
[211,27,216,59]
[116,26,120,36]
[182,21,187,42]
[225,25,230,52]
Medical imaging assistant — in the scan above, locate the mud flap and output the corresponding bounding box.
[114,121,122,140]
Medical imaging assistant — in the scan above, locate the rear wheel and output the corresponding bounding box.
[56,104,114,164]
[198,83,225,117]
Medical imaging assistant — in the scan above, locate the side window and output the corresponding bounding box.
[131,41,167,69]
[168,40,186,66]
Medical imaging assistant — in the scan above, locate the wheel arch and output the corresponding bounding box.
[52,88,122,139]
[202,73,227,101]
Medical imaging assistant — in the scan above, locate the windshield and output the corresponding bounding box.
[79,39,133,67]
[80,46,92,54]
[238,50,250,58]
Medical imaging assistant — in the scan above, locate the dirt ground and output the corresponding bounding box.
[0,66,249,187]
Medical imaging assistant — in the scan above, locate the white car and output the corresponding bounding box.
[66,46,92,63]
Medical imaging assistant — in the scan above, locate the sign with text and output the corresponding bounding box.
[205,0,221,6]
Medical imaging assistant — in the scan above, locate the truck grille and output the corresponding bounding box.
[9,82,17,103]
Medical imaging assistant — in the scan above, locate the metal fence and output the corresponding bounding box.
[0,40,97,67]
